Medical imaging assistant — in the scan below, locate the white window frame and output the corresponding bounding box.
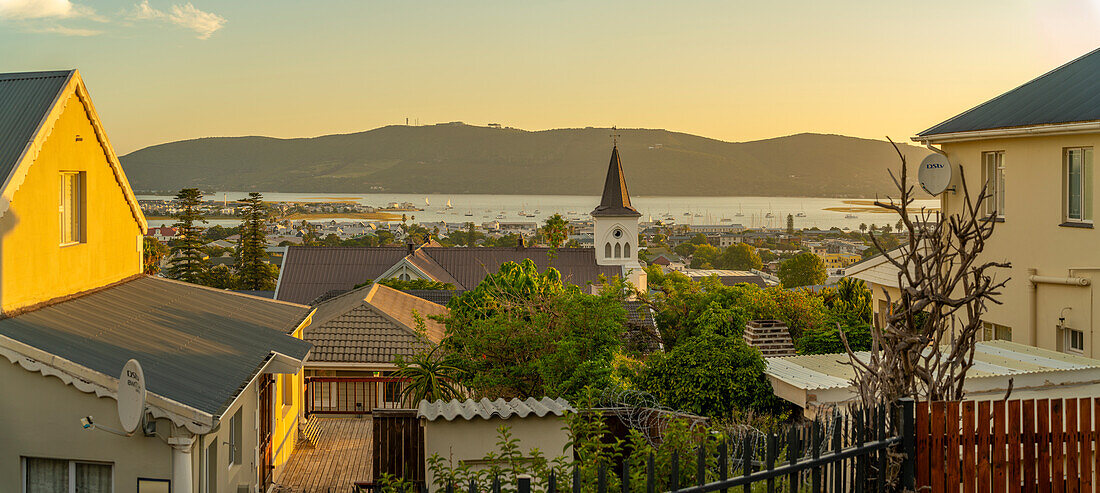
[982,151,1005,218]
[1065,327,1085,354]
[21,457,115,493]
[58,171,85,246]
[1064,147,1094,224]
[228,408,242,467]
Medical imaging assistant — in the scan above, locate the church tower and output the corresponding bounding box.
[592,145,646,292]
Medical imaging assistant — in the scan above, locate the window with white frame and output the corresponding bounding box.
[982,151,1005,218]
[1065,148,1093,223]
[23,457,112,493]
[59,171,85,245]
[228,408,242,466]
[981,322,1012,341]
[1065,327,1085,354]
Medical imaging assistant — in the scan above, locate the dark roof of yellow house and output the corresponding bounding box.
[0,70,73,184]
[919,47,1100,137]
[0,276,312,417]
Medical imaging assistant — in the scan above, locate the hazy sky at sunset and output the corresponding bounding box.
[3,0,1100,154]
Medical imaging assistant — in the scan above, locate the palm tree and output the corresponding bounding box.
[393,345,464,403]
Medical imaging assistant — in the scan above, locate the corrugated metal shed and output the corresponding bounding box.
[768,340,1100,392]
[918,48,1100,137]
[0,70,72,185]
[0,276,312,417]
[418,397,574,421]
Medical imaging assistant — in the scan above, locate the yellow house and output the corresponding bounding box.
[0,70,313,493]
[908,47,1100,356]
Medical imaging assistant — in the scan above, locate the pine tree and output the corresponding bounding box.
[786,214,795,235]
[164,188,210,283]
[236,192,277,290]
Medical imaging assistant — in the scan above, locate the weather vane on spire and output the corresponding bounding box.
[610,126,620,147]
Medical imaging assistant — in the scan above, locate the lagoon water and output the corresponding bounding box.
[139,192,940,230]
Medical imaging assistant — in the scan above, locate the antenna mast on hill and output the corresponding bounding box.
[610,126,621,147]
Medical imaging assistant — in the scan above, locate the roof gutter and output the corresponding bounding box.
[914,121,1100,144]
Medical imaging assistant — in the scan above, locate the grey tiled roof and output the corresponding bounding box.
[0,276,312,416]
[418,397,574,421]
[402,289,466,306]
[0,70,72,186]
[919,48,1100,137]
[304,284,447,364]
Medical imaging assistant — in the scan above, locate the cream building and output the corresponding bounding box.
[888,47,1100,356]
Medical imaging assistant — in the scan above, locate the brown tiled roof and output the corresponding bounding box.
[275,246,409,304]
[304,284,448,364]
[418,246,621,290]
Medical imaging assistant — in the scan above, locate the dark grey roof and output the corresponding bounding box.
[919,48,1100,137]
[418,397,574,421]
[234,290,275,299]
[275,246,410,304]
[623,300,656,329]
[304,284,447,364]
[0,70,72,184]
[418,246,621,290]
[592,146,641,217]
[402,289,465,306]
[0,276,312,417]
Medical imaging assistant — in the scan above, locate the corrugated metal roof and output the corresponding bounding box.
[304,284,447,364]
[0,276,312,416]
[0,70,72,186]
[767,340,1100,392]
[918,48,1100,137]
[418,246,621,290]
[275,246,410,304]
[403,289,465,306]
[418,397,574,421]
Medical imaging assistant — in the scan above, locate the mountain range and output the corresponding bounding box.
[118,123,933,197]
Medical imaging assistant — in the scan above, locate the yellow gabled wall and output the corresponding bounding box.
[0,90,143,312]
[272,315,312,479]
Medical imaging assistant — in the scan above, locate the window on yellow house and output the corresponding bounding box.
[1064,148,1093,224]
[59,171,85,245]
[982,151,1005,218]
[281,373,293,406]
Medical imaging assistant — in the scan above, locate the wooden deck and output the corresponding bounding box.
[276,416,372,493]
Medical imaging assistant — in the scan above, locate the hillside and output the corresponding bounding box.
[118,124,932,197]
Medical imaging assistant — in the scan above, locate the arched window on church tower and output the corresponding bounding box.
[605,242,612,258]
[615,243,622,258]
[624,242,631,257]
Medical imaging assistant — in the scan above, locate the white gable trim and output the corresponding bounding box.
[378,255,431,281]
[0,69,146,232]
[0,333,214,434]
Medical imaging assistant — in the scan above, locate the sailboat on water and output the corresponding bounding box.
[445,199,453,210]
[425,197,431,207]
[735,203,744,217]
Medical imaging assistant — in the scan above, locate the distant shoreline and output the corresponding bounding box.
[145,212,404,221]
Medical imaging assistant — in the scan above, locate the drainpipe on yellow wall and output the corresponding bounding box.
[1069,268,1100,358]
[1028,269,1093,349]
[1028,268,1038,347]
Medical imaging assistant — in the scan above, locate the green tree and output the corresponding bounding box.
[441,260,625,399]
[164,188,209,283]
[690,233,708,245]
[717,243,763,270]
[143,237,168,274]
[394,345,464,403]
[236,192,277,290]
[466,222,476,247]
[206,264,238,289]
[636,333,785,418]
[786,214,794,234]
[859,223,867,234]
[777,252,827,288]
[540,213,569,249]
[688,244,720,269]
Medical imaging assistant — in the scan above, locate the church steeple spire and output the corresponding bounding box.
[592,145,641,217]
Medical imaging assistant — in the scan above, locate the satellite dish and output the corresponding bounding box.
[918,153,953,195]
[118,359,146,433]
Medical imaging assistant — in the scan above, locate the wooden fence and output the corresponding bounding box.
[916,397,1100,492]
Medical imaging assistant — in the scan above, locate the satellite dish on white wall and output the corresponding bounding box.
[118,359,146,433]
[918,153,953,195]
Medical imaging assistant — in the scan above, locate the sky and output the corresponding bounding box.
[3,0,1100,154]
